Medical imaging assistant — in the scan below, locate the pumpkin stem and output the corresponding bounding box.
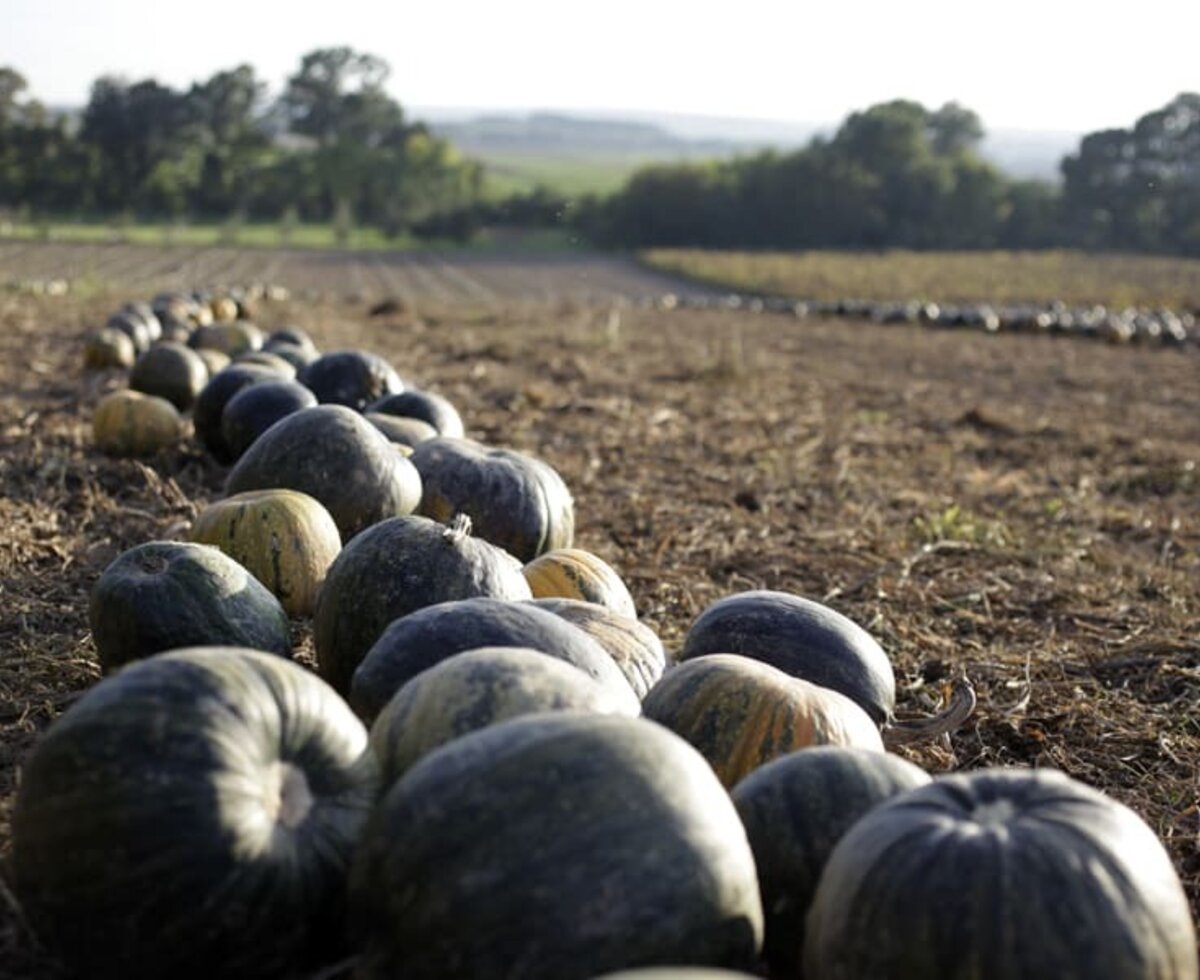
[444,513,473,542]
[883,673,976,746]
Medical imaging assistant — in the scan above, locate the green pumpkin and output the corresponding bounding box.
[88,541,292,671]
[350,713,763,979]
[12,647,380,980]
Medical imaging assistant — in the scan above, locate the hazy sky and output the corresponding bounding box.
[5,0,1197,133]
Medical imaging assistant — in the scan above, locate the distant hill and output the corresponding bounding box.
[423,109,1081,196]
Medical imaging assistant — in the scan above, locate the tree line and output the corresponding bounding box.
[0,50,482,238]
[575,94,1200,256]
[1,51,1198,255]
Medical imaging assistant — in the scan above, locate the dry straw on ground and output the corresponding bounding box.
[1,289,1198,975]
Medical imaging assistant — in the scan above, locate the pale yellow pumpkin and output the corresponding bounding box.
[523,548,637,619]
[190,489,342,617]
[93,390,185,457]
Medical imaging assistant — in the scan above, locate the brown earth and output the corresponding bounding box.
[1,282,1198,975]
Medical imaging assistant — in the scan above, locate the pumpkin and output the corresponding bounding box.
[189,321,264,357]
[349,713,763,979]
[641,654,882,788]
[350,596,639,721]
[190,490,341,617]
[120,302,162,343]
[156,316,192,345]
[194,347,230,377]
[220,379,318,461]
[92,389,185,457]
[210,295,239,322]
[298,350,404,412]
[314,514,531,694]
[83,328,136,370]
[225,405,422,540]
[412,436,575,562]
[368,389,465,438]
[262,340,319,371]
[369,645,637,784]
[730,747,930,977]
[529,597,668,698]
[11,647,379,980]
[88,540,292,671]
[233,350,298,378]
[365,412,438,448]
[681,590,896,726]
[804,767,1199,980]
[106,311,153,354]
[524,547,637,618]
[128,341,209,412]
[266,326,317,352]
[193,364,280,463]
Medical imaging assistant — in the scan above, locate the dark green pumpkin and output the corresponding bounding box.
[804,767,1198,980]
[194,364,280,463]
[349,713,763,979]
[106,311,153,354]
[314,515,531,694]
[730,747,930,977]
[128,342,209,412]
[262,340,319,371]
[266,326,317,350]
[641,654,882,788]
[350,596,639,721]
[368,389,464,438]
[298,350,404,412]
[220,379,317,462]
[529,597,669,698]
[681,590,896,725]
[225,405,422,540]
[89,541,291,671]
[369,645,637,784]
[233,350,298,378]
[366,412,438,448]
[411,436,575,562]
[12,647,380,980]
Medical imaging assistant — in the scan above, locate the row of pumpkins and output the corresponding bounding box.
[10,292,1197,979]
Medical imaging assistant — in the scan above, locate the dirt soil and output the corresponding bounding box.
[2,289,1198,975]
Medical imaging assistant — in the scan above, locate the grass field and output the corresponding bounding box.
[643,248,1200,309]
[477,149,641,198]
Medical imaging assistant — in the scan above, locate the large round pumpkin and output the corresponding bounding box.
[369,389,464,438]
[190,490,341,617]
[219,379,317,461]
[524,547,638,618]
[128,341,210,412]
[92,389,185,457]
[189,320,264,357]
[349,713,763,979]
[641,654,883,788]
[11,647,380,980]
[412,436,575,562]
[193,364,280,463]
[804,767,1199,980]
[88,541,292,671]
[369,645,637,784]
[314,514,531,694]
[225,405,422,540]
[681,591,896,725]
[730,747,930,977]
[298,349,404,412]
[529,597,669,698]
[350,596,639,721]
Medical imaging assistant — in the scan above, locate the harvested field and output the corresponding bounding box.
[0,241,721,304]
[1,283,1199,974]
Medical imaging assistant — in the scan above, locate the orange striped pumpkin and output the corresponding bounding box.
[641,654,883,788]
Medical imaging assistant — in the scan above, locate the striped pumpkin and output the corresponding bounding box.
[523,548,637,619]
[92,390,185,457]
[641,654,883,788]
[191,489,341,617]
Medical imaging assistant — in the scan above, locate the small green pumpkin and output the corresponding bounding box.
[89,541,292,671]
[92,389,185,457]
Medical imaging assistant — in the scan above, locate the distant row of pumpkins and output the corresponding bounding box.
[9,290,1196,979]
